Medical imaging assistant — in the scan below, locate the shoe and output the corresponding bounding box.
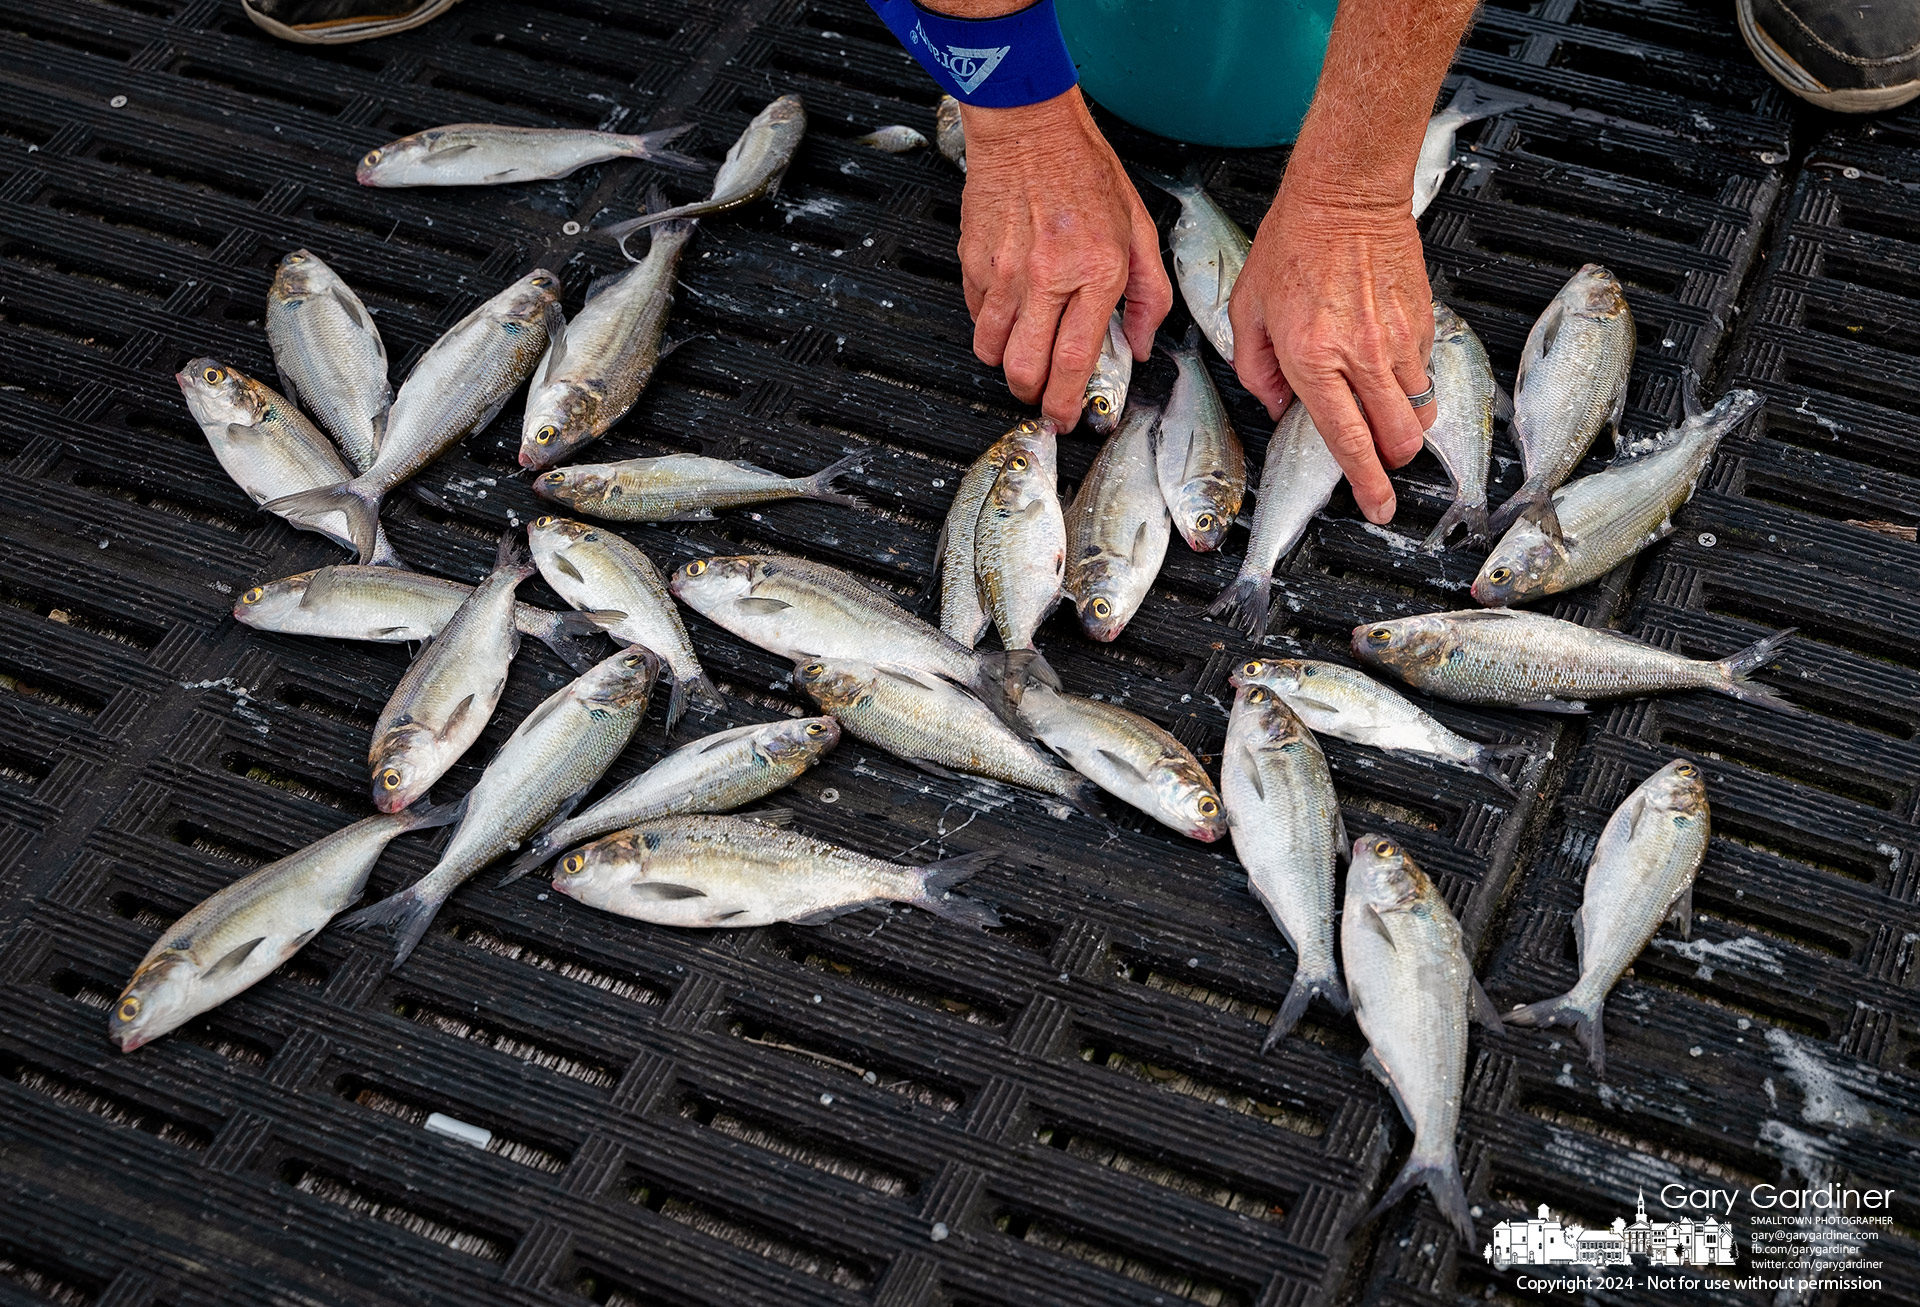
[1738,0,1920,112]
[240,0,463,44]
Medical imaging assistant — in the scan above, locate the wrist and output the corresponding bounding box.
[1275,121,1417,216]
[959,85,1088,146]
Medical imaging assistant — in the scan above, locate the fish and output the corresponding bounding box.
[551,814,999,929]
[1082,310,1132,434]
[1487,264,1635,541]
[1064,401,1170,641]
[108,805,458,1051]
[855,125,928,152]
[667,554,1039,720]
[1220,682,1347,1046]
[1014,679,1221,839]
[1209,399,1343,637]
[519,205,694,470]
[1138,166,1249,361]
[176,358,404,568]
[935,95,966,171]
[1420,301,1500,550]
[533,451,864,522]
[265,249,389,474]
[356,122,702,186]
[1232,657,1528,794]
[793,657,1092,807]
[937,420,1041,649]
[232,564,607,672]
[1344,834,1498,1244]
[1506,760,1709,1074]
[1351,609,1797,712]
[500,716,839,883]
[368,536,531,812]
[1157,326,1246,552]
[975,420,1065,664]
[600,94,807,250]
[342,646,661,965]
[1412,81,1527,218]
[264,272,563,564]
[1473,387,1763,606]
[527,514,720,728]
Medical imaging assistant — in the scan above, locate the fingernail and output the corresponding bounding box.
[1367,497,1396,526]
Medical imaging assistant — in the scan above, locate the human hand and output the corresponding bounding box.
[1229,186,1436,525]
[958,89,1172,429]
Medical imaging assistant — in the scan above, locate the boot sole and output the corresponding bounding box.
[1737,0,1920,113]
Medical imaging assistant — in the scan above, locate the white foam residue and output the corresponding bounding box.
[782,196,842,223]
[1655,934,1783,981]
[1358,521,1420,554]
[1765,1028,1871,1129]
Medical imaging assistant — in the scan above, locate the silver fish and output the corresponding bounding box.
[1220,683,1347,1046]
[1210,399,1343,637]
[668,554,1035,718]
[266,249,389,474]
[528,514,719,728]
[369,536,531,812]
[265,272,562,564]
[1412,82,1526,218]
[501,716,839,883]
[794,658,1091,807]
[1421,301,1499,550]
[1351,609,1796,712]
[552,815,998,929]
[935,95,966,171]
[109,805,457,1051]
[177,358,403,567]
[1487,264,1635,541]
[357,122,701,186]
[1064,401,1169,641]
[533,451,863,522]
[232,565,605,672]
[1082,310,1132,434]
[1506,760,1709,1074]
[1157,325,1246,552]
[1015,680,1222,839]
[975,420,1065,660]
[1233,657,1526,794]
[601,94,807,248]
[519,206,694,470]
[937,420,1042,649]
[1139,167,1249,361]
[855,125,928,152]
[343,646,661,965]
[1343,833,1499,1244]
[1473,388,1762,606]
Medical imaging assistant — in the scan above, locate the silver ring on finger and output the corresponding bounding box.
[1405,380,1436,409]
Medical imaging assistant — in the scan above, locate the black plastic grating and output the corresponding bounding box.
[0,1,1913,1306]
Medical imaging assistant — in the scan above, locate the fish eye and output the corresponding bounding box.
[1195,512,1215,531]
[805,721,826,736]
[116,996,140,1021]
[362,149,381,165]
[1488,567,1512,583]
[1368,627,1393,644]
[560,853,585,875]
[685,559,707,576]
[1017,419,1038,433]
[1089,597,1111,618]
[1008,454,1029,472]
[1090,394,1111,415]
[1373,839,1395,857]
[533,516,554,528]
[534,425,556,445]
[202,366,224,384]
[803,662,824,677]
[541,471,566,484]
[531,275,556,289]
[380,768,402,790]
[286,252,305,263]
[1242,660,1262,676]
[1675,763,1696,778]
[1248,687,1267,703]
[241,587,263,604]
[622,654,642,668]
[1197,796,1219,817]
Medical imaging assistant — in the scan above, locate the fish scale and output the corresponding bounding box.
[1421,301,1497,549]
[939,423,1030,648]
[1064,401,1169,641]
[357,122,703,187]
[1156,326,1246,553]
[975,422,1066,656]
[1015,680,1221,838]
[265,249,388,475]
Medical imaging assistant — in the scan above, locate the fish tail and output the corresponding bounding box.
[1354,1148,1475,1246]
[621,122,706,171]
[912,850,1000,928]
[1473,742,1530,795]
[1504,992,1606,1073]
[1132,164,1193,199]
[264,479,383,564]
[397,795,466,834]
[1260,967,1348,1053]
[1447,79,1529,124]
[498,835,562,887]
[1207,570,1272,639]
[366,527,410,570]
[802,452,868,509]
[974,647,1058,729]
[1485,478,1548,538]
[1717,628,1798,712]
[666,668,725,731]
[1420,497,1490,552]
[337,884,446,968]
[1056,772,1103,818]
[534,614,610,675]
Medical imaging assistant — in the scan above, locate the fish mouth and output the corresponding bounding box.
[373,787,412,814]
[113,1029,147,1053]
[517,446,556,471]
[1187,825,1224,843]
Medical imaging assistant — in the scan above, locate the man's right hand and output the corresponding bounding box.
[958,87,1171,430]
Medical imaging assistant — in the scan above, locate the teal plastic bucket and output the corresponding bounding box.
[1056,0,1337,148]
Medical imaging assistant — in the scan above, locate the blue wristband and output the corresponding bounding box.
[866,0,1079,108]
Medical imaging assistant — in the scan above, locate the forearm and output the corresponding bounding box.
[1284,0,1482,207]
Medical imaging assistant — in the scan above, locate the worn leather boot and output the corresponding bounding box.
[1738,0,1920,111]
[241,0,463,44]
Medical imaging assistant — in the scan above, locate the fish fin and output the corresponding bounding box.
[803,452,867,510]
[201,936,266,981]
[498,839,559,886]
[1420,497,1491,552]
[1664,882,1694,939]
[905,757,966,782]
[365,529,409,570]
[1207,570,1272,639]
[930,518,950,576]
[973,648,1056,732]
[1213,257,1229,314]
[733,596,792,616]
[1469,743,1525,795]
[337,885,444,968]
[1131,164,1189,199]
[329,282,372,332]
[1360,1046,1416,1132]
[1334,807,1350,857]
[1505,993,1605,1076]
[468,391,512,437]
[1260,968,1347,1053]
[1234,746,1266,803]
[1358,903,1397,951]
[1447,80,1529,125]
[1096,748,1150,784]
[1506,698,1589,714]
[439,694,476,742]
[1287,693,1345,717]
[1485,479,1542,538]
[1353,1150,1475,1247]
[263,481,383,565]
[1471,975,1502,1030]
[1493,383,1515,424]
[1571,904,1589,969]
[537,625,609,674]
[787,901,877,925]
[548,553,585,583]
[913,850,999,928]
[1717,628,1798,712]
[399,797,465,833]
[620,124,707,172]
[630,882,708,901]
[739,807,794,827]
[667,670,724,732]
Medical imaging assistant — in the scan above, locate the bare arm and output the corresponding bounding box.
[1230,0,1481,524]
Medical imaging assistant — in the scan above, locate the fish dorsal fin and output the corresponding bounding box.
[631,882,708,901]
[202,936,266,981]
[1494,384,1515,423]
[741,807,794,827]
[728,459,780,478]
[733,596,792,615]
